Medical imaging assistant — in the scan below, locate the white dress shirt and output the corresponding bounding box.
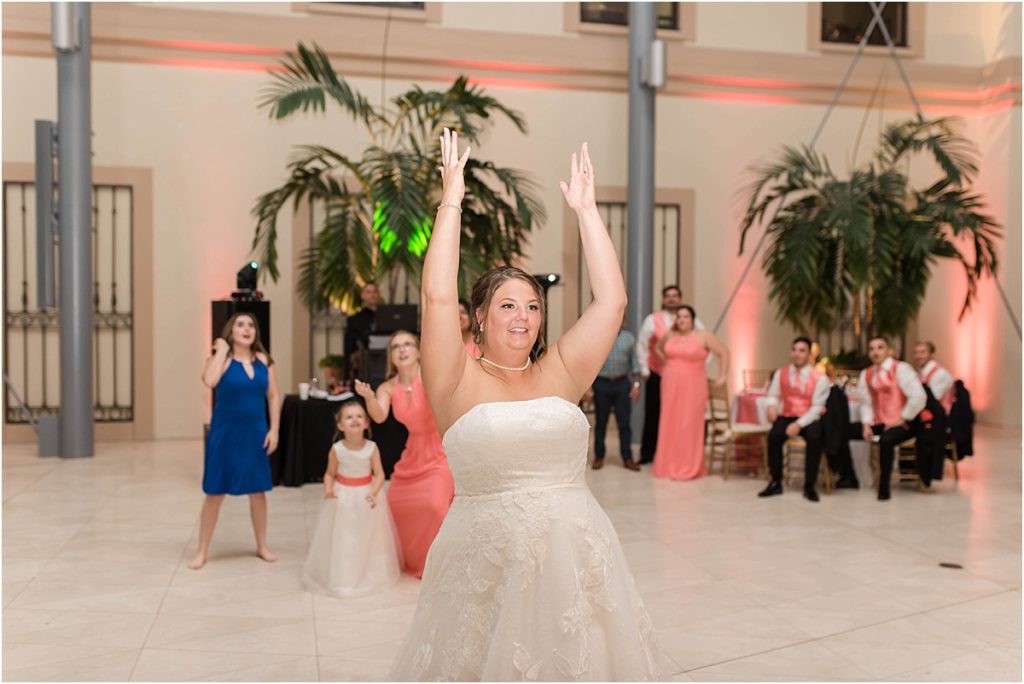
[857,357,927,425]
[765,364,830,427]
[919,360,954,401]
[635,310,705,376]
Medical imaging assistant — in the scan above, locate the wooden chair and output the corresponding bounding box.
[870,438,922,490]
[945,438,961,481]
[782,437,834,492]
[871,435,960,487]
[742,369,774,391]
[706,380,770,480]
[832,368,861,389]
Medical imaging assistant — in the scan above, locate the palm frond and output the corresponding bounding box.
[297,200,376,312]
[877,117,979,185]
[739,145,834,253]
[260,42,378,125]
[739,115,1001,342]
[250,145,363,280]
[389,76,528,146]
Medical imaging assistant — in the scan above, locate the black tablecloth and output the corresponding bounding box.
[270,395,408,486]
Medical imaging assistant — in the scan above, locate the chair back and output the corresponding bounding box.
[833,367,861,389]
[742,369,773,391]
[707,379,732,436]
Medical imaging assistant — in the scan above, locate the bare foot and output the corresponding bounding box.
[257,547,278,563]
[187,552,207,570]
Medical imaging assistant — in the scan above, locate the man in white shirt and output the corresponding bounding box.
[758,337,830,502]
[635,285,704,464]
[912,341,955,415]
[856,336,928,501]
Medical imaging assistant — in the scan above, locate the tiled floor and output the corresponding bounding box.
[3,425,1020,681]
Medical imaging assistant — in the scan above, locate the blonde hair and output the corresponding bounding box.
[385,330,419,380]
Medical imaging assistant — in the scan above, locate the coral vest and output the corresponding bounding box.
[648,313,670,375]
[922,364,955,414]
[779,365,820,417]
[866,363,907,426]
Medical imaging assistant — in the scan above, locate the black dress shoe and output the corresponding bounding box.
[803,488,820,503]
[638,456,654,465]
[758,481,783,497]
[878,489,891,501]
[834,477,860,490]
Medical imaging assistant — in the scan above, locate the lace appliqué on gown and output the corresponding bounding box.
[391,398,667,681]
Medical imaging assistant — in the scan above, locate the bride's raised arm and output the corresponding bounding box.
[420,128,471,411]
[550,144,628,399]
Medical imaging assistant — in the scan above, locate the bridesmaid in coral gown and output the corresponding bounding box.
[652,305,730,480]
[355,330,454,577]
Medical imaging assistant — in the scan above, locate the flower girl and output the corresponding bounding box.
[303,400,402,597]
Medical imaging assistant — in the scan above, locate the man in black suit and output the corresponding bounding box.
[343,282,380,380]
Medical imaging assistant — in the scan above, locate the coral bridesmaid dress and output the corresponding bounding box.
[387,376,455,577]
[652,333,710,480]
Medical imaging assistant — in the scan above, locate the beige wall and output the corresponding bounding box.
[696,2,809,55]
[927,2,1022,65]
[3,2,1020,436]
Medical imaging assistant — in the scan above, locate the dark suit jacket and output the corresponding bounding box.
[949,380,975,456]
[343,308,376,358]
[822,384,851,461]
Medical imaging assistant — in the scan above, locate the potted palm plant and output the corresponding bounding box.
[318,353,345,379]
[739,116,1001,351]
[250,43,544,312]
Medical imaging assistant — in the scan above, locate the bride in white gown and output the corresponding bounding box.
[390,130,666,681]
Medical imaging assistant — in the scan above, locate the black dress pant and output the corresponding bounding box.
[767,417,823,490]
[593,376,633,462]
[853,423,918,495]
[639,371,661,463]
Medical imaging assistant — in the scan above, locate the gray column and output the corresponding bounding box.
[626,3,657,335]
[626,4,658,444]
[55,2,94,458]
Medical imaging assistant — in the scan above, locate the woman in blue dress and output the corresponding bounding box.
[190,312,281,570]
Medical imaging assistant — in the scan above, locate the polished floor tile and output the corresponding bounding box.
[3,425,1020,680]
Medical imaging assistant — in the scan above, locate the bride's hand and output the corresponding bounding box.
[438,127,471,207]
[559,143,597,213]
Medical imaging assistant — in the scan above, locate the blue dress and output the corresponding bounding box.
[203,358,273,495]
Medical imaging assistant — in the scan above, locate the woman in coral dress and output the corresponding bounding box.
[355,330,454,577]
[652,305,730,480]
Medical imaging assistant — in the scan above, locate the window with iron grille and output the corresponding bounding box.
[577,202,683,318]
[821,2,908,47]
[580,2,680,30]
[3,181,134,424]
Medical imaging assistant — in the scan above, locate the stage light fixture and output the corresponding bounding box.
[533,273,561,290]
[237,261,259,291]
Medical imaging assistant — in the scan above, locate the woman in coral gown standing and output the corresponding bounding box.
[652,305,730,480]
[355,330,454,578]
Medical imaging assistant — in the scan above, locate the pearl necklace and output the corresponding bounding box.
[478,356,531,372]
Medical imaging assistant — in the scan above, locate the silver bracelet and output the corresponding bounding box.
[436,203,462,214]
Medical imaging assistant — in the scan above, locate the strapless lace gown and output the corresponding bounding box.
[390,397,666,681]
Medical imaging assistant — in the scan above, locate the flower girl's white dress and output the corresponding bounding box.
[389,397,666,680]
[303,440,402,598]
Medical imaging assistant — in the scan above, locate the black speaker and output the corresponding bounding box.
[211,300,271,351]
